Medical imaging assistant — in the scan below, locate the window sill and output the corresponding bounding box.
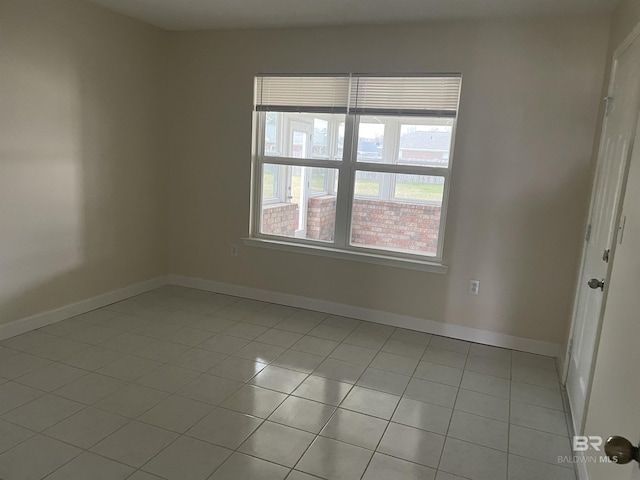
[242,237,449,273]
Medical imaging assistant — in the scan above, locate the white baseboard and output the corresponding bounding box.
[556,355,565,383]
[0,276,168,341]
[0,273,561,358]
[561,388,584,480]
[168,274,561,357]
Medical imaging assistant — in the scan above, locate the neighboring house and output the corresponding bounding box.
[398,130,451,165]
[357,140,382,159]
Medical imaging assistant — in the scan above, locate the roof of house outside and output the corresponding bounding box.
[357,141,380,153]
[399,130,451,151]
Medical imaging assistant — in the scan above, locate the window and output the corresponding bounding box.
[251,74,461,264]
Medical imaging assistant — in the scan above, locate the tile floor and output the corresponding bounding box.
[0,286,577,480]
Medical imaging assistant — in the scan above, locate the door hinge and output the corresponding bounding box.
[567,338,574,359]
[604,96,614,117]
[618,215,627,245]
[585,224,592,242]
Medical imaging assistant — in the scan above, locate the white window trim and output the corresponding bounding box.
[249,74,461,269]
[242,237,449,273]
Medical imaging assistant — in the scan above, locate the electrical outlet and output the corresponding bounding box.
[469,280,480,295]
[230,244,239,256]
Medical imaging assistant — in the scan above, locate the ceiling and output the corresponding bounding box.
[87,0,619,31]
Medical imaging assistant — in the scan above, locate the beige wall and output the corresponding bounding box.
[166,16,610,346]
[0,2,613,350]
[608,0,640,54]
[0,0,167,324]
[583,1,640,479]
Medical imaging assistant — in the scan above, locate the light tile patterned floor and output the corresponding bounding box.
[0,286,577,480]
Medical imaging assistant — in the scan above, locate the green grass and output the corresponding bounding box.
[263,172,443,202]
[351,178,443,201]
[394,181,444,201]
[262,172,326,202]
[262,171,277,199]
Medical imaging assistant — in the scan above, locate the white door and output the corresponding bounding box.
[581,112,640,480]
[565,32,640,435]
[287,121,312,237]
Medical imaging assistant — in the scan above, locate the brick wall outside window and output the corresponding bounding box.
[351,199,440,254]
[305,196,440,255]
[306,196,337,241]
[261,203,298,236]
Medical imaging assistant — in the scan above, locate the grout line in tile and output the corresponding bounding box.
[507,450,577,471]
[356,337,422,480]
[1,288,571,480]
[434,355,464,474]
[287,324,390,478]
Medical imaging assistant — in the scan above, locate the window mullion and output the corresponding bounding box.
[256,156,342,168]
[382,118,399,201]
[355,162,450,177]
[334,114,357,248]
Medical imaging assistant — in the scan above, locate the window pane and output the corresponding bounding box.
[354,171,382,198]
[356,116,384,162]
[264,112,345,160]
[262,163,279,200]
[313,119,329,157]
[310,168,328,195]
[393,173,444,202]
[260,164,338,242]
[398,119,453,168]
[336,122,346,159]
[350,172,444,256]
[355,116,453,168]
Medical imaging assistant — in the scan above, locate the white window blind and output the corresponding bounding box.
[255,75,350,113]
[349,75,461,117]
[254,74,462,116]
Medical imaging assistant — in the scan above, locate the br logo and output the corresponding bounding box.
[573,436,603,452]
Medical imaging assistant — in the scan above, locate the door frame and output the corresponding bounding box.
[287,120,313,237]
[562,23,640,435]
